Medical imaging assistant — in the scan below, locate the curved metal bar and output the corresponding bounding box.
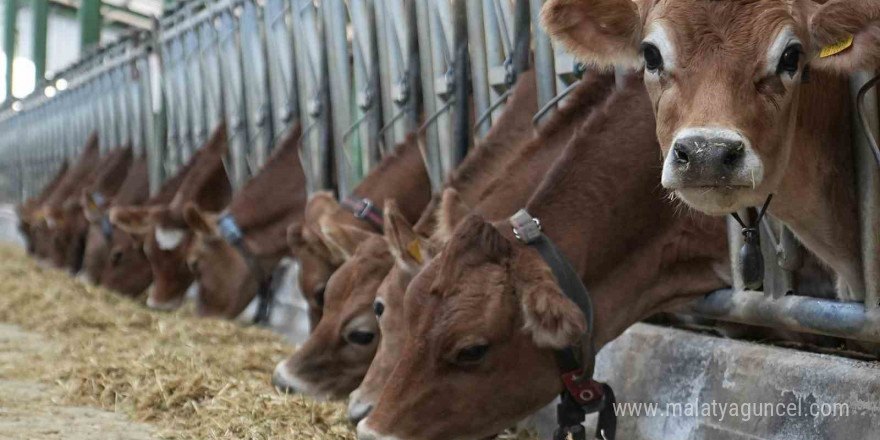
[857,74,880,169]
[473,87,513,134]
[532,80,580,128]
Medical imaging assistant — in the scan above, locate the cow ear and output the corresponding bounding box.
[434,188,471,244]
[80,189,105,223]
[183,203,218,237]
[541,0,644,71]
[384,200,433,275]
[110,206,154,235]
[808,0,880,73]
[514,252,587,349]
[318,216,377,261]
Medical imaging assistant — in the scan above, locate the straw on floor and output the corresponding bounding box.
[0,245,537,440]
[0,244,354,439]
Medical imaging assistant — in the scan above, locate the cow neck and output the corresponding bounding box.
[111,159,151,207]
[349,134,432,226]
[474,71,617,220]
[88,147,134,201]
[770,70,863,298]
[226,125,307,231]
[446,69,540,204]
[44,134,100,210]
[35,160,70,205]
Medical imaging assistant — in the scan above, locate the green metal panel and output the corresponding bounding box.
[3,0,16,102]
[78,0,101,51]
[31,0,47,84]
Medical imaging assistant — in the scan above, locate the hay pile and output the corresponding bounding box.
[0,245,351,439]
[0,245,538,440]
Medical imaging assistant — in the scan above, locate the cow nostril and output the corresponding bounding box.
[723,143,745,167]
[673,145,689,164]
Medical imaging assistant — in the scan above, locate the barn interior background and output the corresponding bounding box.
[0,1,878,439]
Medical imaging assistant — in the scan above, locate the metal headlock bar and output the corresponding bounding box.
[1,1,880,349]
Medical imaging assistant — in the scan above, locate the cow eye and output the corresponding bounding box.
[372,299,385,319]
[641,43,663,72]
[111,250,123,266]
[348,330,375,345]
[778,45,801,76]
[455,344,490,365]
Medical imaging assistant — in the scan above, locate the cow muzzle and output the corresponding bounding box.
[347,388,374,423]
[661,128,764,213]
[662,128,763,189]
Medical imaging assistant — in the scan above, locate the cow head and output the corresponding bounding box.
[46,201,89,272]
[273,216,388,400]
[542,0,880,215]
[78,190,114,284]
[100,226,154,297]
[358,213,586,440]
[111,205,194,310]
[286,192,352,329]
[183,204,261,318]
[348,200,439,423]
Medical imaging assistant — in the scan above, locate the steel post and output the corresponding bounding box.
[78,0,102,51]
[31,0,48,84]
[3,0,16,102]
[852,71,880,309]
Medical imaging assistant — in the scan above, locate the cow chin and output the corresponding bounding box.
[674,186,771,216]
[146,292,185,311]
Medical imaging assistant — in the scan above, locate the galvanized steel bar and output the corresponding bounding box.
[674,289,880,344]
[852,71,880,309]
[239,0,273,169]
[292,0,332,193]
[263,0,299,142]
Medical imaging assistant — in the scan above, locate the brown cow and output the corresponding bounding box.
[347,70,620,422]
[77,146,135,284]
[287,134,432,329]
[17,160,70,258]
[182,125,307,318]
[42,134,103,271]
[541,0,880,300]
[101,151,200,297]
[356,77,731,440]
[111,122,232,309]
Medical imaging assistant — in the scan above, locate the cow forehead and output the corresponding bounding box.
[650,0,801,66]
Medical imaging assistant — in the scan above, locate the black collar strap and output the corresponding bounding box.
[99,215,114,241]
[217,213,274,325]
[91,192,108,209]
[510,209,616,440]
[342,197,384,231]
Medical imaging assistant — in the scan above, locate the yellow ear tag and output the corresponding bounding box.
[820,34,854,58]
[407,239,424,264]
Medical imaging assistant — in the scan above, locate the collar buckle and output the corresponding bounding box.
[353,198,375,220]
[510,209,542,244]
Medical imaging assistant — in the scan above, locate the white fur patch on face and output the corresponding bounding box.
[766,26,800,77]
[155,227,186,251]
[643,22,676,72]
